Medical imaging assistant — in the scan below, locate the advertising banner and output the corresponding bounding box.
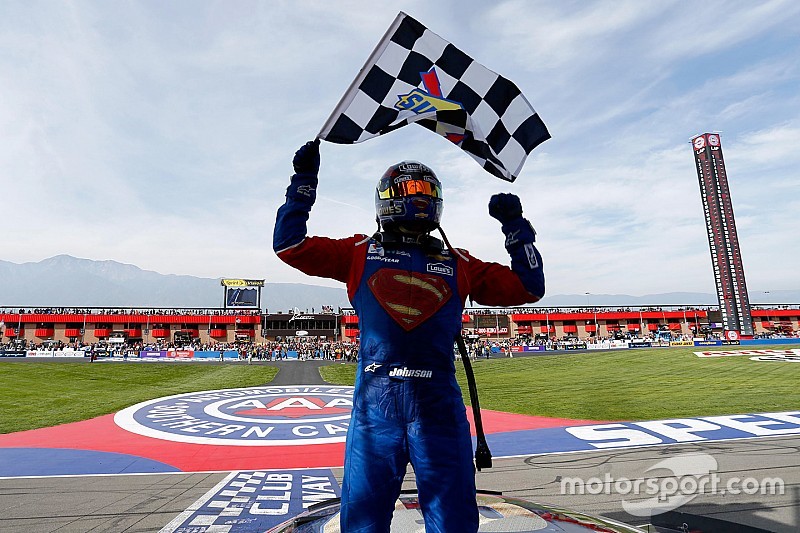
[476,327,509,335]
[694,340,723,347]
[167,349,194,360]
[140,351,167,359]
[670,341,694,347]
[695,349,800,358]
[510,345,546,352]
[193,351,222,359]
[53,350,85,358]
[586,340,628,351]
[560,343,587,351]
[0,350,26,358]
[192,350,240,360]
[26,350,55,357]
[743,338,800,346]
[628,342,652,349]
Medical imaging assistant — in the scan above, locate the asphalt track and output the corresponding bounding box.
[1,360,799,532]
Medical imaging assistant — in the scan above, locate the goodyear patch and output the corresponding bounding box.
[114,386,353,446]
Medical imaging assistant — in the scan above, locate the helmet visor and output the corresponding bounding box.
[377,179,442,200]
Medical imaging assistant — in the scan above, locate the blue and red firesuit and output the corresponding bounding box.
[273,153,544,532]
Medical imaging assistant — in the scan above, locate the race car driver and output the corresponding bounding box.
[273,139,545,532]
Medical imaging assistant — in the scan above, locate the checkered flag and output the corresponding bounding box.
[319,12,550,182]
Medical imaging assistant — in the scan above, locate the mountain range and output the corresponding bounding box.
[0,255,797,311]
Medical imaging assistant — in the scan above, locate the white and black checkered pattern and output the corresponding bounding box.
[319,12,550,182]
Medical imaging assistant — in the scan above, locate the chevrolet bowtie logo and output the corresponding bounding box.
[364,363,382,373]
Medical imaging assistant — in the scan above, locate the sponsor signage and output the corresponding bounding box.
[628,342,652,349]
[426,262,453,276]
[221,279,265,287]
[167,349,194,359]
[509,345,546,352]
[140,350,239,361]
[26,350,54,357]
[694,340,722,347]
[586,340,628,351]
[52,350,85,358]
[0,350,26,358]
[670,341,694,347]
[194,350,240,360]
[561,342,587,350]
[161,469,340,533]
[114,386,354,446]
[695,349,800,358]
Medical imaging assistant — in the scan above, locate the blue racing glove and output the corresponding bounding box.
[293,139,321,175]
[274,140,321,252]
[489,193,544,298]
[286,140,320,203]
[489,193,523,225]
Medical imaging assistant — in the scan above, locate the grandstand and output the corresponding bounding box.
[1,304,797,349]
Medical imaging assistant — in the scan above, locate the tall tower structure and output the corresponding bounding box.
[691,133,753,339]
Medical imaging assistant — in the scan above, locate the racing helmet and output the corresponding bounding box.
[375,161,443,233]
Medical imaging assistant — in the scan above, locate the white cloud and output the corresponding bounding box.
[1,1,798,300]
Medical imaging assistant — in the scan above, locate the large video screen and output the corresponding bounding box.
[226,287,259,307]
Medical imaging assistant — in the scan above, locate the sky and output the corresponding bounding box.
[2,0,799,298]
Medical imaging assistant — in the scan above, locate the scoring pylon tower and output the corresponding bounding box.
[691,133,753,339]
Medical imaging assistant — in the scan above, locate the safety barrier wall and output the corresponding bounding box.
[742,338,800,346]
[139,350,240,360]
[509,345,546,352]
[25,350,85,358]
[5,338,799,360]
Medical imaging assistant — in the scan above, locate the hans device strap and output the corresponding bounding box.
[456,334,492,471]
[371,231,445,253]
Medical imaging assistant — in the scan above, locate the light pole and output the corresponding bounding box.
[682,309,687,339]
[545,311,550,341]
[586,292,597,338]
[639,309,644,337]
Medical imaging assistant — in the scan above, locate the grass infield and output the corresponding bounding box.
[0,362,278,434]
[1,346,798,434]
[320,345,800,421]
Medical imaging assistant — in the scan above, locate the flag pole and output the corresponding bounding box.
[317,12,408,139]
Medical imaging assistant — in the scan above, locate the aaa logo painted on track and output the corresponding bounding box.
[114,386,354,446]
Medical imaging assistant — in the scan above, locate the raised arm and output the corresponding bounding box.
[460,193,544,306]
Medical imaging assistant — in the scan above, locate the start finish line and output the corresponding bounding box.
[160,469,340,533]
